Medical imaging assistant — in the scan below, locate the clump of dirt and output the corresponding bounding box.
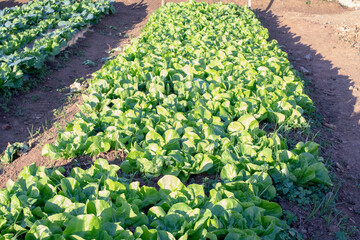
[337,24,360,49]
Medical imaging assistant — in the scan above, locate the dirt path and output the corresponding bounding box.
[0,0,359,239]
[253,2,360,238]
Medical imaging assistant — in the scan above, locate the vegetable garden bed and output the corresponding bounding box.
[0,0,114,95]
[0,1,332,239]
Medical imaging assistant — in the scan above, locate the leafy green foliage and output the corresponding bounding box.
[0,1,333,239]
[0,142,29,164]
[0,159,292,239]
[0,0,114,94]
[44,1,331,188]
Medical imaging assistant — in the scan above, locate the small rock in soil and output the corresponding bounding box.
[70,82,85,92]
[324,122,336,129]
[305,53,312,61]
[340,26,349,32]
[349,199,356,205]
[328,224,340,233]
[1,124,11,130]
[300,66,310,75]
[335,162,343,170]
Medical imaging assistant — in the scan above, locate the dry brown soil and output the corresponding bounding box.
[0,0,360,239]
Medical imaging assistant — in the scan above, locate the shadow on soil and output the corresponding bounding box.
[0,0,22,9]
[51,151,163,189]
[255,8,359,239]
[256,9,356,126]
[0,1,148,151]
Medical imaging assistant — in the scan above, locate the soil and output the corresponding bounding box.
[0,0,360,239]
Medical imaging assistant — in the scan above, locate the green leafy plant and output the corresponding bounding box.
[43,0,330,188]
[0,159,292,239]
[0,1,333,238]
[0,142,29,164]
[0,0,115,94]
[82,59,96,67]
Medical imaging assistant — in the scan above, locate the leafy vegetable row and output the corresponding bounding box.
[0,159,292,239]
[0,0,115,92]
[43,1,331,188]
[0,1,332,239]
[0,0,108,55]
[0,0,65,38]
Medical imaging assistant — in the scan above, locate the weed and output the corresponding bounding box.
[15,106,24,117]
[41,86,52,92]
[31,95,40,102]
[82,59,96,67]
[336,231,348,240]
[303,185,339,224]
[337,216,360,238]
[283,210,298,225]
[275,178,329,206]
[107,25,117,30]
[128,171,137,183]
[98,30,107,36]
[42,120,49,134]
[75,77,85,83]
[64,52,69,61]
[142,175,152,186]
[101,56,114,63]
[73,49,84,57]
[27,125,40,140]
[53,106,65,119]
[106,47,122,54]
[120,33,128,38]
[202,175,221,195]
[0,101,10,112]
[53,121,62,130]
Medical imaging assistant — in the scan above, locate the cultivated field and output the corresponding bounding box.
[0,0,359,239]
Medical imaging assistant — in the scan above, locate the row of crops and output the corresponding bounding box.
[0,1,331,239]
[0,0,114,93]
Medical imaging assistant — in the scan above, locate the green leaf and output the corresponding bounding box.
[63,214,101,237]
[148,206,166,218]
[140,186,161,207]
[228,122,244,133]
[157,230,176,240]
[158,175,184,192]
[238,114,259,130]
[44,195,72,214]
[25,221,52,240]
[258,199,282,218]
[164,129,180,144]
[168,202,192,215]
[220,164,238,182]
[212,199,243,215]
[86,200,110,216]
[61,177,80,199]
[224,229,260,240]
[42,144,61,160]
[84,134,111,156]
[308,162,332,186]
[146,131,165,145]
